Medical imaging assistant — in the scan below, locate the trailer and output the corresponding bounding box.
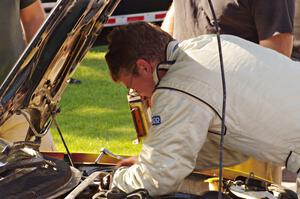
[42,0,172,43]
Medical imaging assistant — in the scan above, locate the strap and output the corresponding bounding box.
[285,151,300,174]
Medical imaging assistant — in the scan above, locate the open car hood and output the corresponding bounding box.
[0,0,120,144]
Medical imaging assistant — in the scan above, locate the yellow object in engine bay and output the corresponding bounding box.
[127,89,151,142]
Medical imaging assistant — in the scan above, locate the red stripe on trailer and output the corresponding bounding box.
[127,16,145,22]
[103,11,168,27]
[107,18,116,24]
[155,13,166,19]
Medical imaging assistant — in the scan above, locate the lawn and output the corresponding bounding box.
[50,46,142,156]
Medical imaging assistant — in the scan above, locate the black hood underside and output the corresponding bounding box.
[0,0,120,146]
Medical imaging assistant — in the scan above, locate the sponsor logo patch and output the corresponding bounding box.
[152,116,161,126]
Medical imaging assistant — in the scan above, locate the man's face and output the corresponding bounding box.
[118,59,156,98]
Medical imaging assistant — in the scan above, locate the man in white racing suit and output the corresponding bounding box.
[105,22,300,196]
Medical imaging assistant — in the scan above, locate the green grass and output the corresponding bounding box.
[51,46,142,156]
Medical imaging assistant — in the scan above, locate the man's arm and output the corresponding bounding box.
[161,2,174,35]
[259,33,293,57]
[20,0,46,44]
[112,89,215,195]
[253,0,295,57]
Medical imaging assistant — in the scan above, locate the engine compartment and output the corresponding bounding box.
[0,141,298,199]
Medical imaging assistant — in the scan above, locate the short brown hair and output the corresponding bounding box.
[105,22,174,81]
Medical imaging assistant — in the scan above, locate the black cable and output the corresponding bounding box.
[52,113,75,168]
[207,1,227,199]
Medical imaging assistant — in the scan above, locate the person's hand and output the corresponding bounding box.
[116,156,137,168]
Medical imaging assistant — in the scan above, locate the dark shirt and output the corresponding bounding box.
[292,0,300,59]
[0,0,37,84]
[173,0,295,43]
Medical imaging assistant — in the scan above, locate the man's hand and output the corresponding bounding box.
[116,156,137,168]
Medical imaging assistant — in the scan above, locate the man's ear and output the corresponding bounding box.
[135,59,153,76]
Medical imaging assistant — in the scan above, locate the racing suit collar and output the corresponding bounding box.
[153,41,179,85]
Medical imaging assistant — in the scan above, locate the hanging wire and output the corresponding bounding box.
[207,1,227,199]
[52,109,75,168]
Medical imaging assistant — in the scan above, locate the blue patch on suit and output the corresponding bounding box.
[152,116,161,126]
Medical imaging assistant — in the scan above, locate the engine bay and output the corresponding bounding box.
[1,139,297,198]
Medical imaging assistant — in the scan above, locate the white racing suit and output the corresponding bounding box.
[113,35,300,196]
